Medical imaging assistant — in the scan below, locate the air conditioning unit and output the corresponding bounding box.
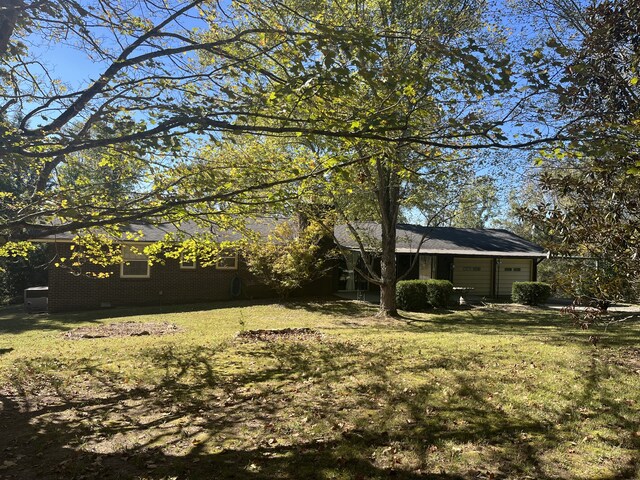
[24,287,48,313]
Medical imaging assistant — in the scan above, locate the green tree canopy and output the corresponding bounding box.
[523,0,640,302]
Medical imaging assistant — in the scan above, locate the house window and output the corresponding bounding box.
[462,266,481,272]
[216,251,238,270]
[505,267,512,272]
[338,251,368,291]
[120,245,150,278]
[180,253,196,270]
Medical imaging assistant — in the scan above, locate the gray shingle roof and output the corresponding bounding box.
[37,218,282,243]
[334,222,547,257]
[38,218,547,257]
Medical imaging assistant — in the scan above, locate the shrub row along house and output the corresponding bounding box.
[35,220,547,312]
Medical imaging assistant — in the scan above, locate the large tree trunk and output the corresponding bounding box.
[378,223,398,316]
[376,153,401,317]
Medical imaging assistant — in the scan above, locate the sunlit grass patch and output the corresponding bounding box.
[0,299,639,479]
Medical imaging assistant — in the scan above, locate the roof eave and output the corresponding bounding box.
[341,245,548,258]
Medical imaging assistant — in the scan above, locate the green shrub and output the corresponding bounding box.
[512,282,552,305]
[396,280,428,311]
[425,279,453,308]
[396,279,453,311]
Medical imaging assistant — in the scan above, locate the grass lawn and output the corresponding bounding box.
[0,299,639,479]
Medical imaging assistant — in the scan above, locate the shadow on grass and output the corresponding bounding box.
[0,303,87,335]
[284,297,465,318]
[281,297,380,318]
[0,298,286,335]
[395,307,640,348]
[1,334,638,479]
[0,296,370,336]
[284,298,640,348]
[3,298,639,351]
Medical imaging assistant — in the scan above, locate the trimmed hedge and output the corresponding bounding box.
[511,281,552,306]
[396,280,427,311]
[396,279,453,311]
[425,280,454,309]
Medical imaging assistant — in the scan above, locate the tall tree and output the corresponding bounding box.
[523,0,640,302]
[169,0,573,316]
[448,175,499,229]
[240,0,558,315]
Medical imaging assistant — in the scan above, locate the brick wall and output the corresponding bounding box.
[47,243,334,312]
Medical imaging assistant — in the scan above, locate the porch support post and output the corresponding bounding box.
[491,258,497,298]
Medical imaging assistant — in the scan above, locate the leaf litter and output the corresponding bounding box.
[235,328,324,342]
[63,322,183,339]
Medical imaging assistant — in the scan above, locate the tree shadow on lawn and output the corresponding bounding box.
[397,308,640,348]
[281,299,640,349]
[286,297,564,327]
[1,335,638,479]
[282,297,380,318]
[284,297,474,318]
[0,305,85,335]
[0,298,288,336]
[0,296,367,336]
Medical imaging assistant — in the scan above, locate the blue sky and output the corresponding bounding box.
[34,42,103,89]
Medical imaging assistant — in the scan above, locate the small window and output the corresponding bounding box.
[513,267,521,272]
[180,253,196,270]
[121,245,150,278]
[462,266,481,272]
[504,267,512,272]
[216,252,238,270]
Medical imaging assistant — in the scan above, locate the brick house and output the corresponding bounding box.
[36,220,547,312]
[38,220,334,312]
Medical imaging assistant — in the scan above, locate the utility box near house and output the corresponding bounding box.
[24,287,48,313]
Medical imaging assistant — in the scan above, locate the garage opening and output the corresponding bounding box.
[452,258,492,296]
[497,259,532,296]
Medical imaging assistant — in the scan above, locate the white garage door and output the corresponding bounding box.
[497,259,532,296]
[452,257,492,296]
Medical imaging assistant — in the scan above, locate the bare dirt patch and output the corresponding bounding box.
[235,327,324,342]
[63,322,183,340]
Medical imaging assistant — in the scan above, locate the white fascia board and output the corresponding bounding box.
[399,248,548,257]
[343,246,548,258]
